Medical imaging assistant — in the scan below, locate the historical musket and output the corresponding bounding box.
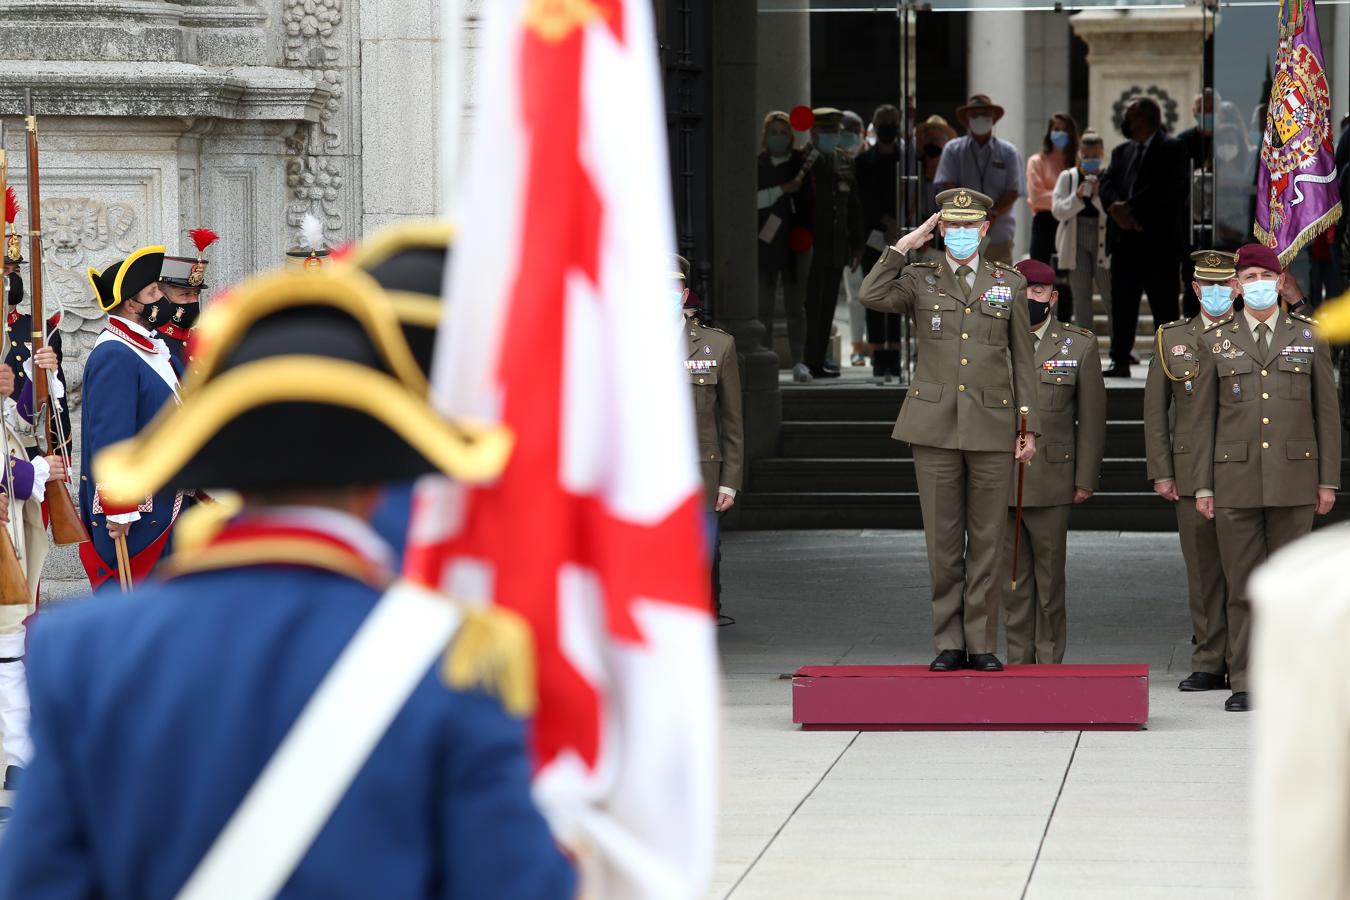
[1010,405,1030,591]
[25,93,87,546]
[0,145,40,605]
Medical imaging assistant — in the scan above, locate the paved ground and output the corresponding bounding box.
[712,530,1249,899]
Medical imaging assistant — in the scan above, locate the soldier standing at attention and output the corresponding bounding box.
[1144,250,1236,693]
[678,256,743,622]
[802,107,863,381]
[1193,243,1342,712]
[1000,259,1105,665]
[861,189,1040,672]
[151,228,218,370]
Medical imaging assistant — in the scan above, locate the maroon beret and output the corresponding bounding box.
[1235,243,1283,275]
[682,288,701,309]
[1014,258,1056,286]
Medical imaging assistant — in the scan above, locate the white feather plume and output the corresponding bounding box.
[299,212,325,251]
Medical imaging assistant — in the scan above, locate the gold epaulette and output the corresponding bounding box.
[441,605,537,718]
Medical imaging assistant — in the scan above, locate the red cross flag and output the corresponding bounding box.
[405,1,718,896]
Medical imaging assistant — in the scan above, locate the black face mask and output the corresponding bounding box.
[1028,299,1051,328]
[923,142,943,159]
[875,124,900,144]
[169,301,201,329]
[142,297,197,330]
[1119,117,1133,140]
[5,273,22,309]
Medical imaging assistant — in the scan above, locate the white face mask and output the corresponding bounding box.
[968,116,993,137]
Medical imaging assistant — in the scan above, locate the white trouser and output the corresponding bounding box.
[839,263,865,344]
[0,614,31,770]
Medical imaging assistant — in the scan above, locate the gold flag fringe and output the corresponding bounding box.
[1255,201,1343,269]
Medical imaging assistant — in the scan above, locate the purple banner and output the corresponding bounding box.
[1254,0,1342,266]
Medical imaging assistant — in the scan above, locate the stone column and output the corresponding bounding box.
[968,11,1028,256]
[1070,9,1208,139]
[755,0,810,124]
[713,0,780,472]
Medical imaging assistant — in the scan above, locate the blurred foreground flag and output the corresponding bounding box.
[406,1,718,897]
[1254,0,1342,265]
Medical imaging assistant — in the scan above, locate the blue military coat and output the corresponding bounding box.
[371,480,415,562]
[0,512,576,899]
[77,317,183,589]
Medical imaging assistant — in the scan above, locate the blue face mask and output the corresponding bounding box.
[766,134,791,155]
[816,134,839,154]
[944,226,982,260]
[839,132,861,152]
[1242,279,1279,311]
[1080,158,1102,174]
[1050,130,1070,150]
[1199,284,1233,317]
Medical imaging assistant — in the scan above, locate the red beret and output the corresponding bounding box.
[682,288,701,309]
[1014,258,1056,286]
[1235,243,1283,275]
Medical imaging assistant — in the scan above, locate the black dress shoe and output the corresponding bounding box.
[1103,365,1132,378]
[929,649,968,671]
[1178,672,1226,692]
[968,653,1004,672]
[1224,691,1250,712]
[808,367,841,379]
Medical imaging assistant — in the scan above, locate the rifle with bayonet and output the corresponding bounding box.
[25,95,87,546]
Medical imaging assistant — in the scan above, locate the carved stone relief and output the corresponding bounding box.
[283,0,347,242]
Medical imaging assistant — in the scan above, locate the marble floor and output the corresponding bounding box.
[712,530,1249,899]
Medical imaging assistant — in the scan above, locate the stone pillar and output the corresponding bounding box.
[712,0,780,474]
[968,11,1028,256]
[1070,9,1208,139]
[755,0,810,125]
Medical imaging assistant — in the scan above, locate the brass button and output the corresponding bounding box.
[1262,441,1270,449]
[1305,452,1312,458]
[964,308,972,315]
[1262,392,1270,399]
[1295,366,1302,373]
[960,358,969,366]
[1002,399,1009,406]
[1064,453,1070,460]
[1224,454,1230,460]
[913,389,920,396]
[932,304,940,310]
[996,312,1003,318]
[1056,377,1063,384]
[958,384,966,392]
[961,332,969,340]
[698,378,705,384]
[1261,369,1268,376]
[1262,417,1270,425]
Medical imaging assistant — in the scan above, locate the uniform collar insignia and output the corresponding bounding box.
[156,323,191,341]
[105,316,159,353]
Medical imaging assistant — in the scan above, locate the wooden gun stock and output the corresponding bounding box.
[25,106,88,546]
[0,522,29,606]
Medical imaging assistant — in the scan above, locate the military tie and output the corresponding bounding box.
[1256,322,1271,353]
[956,264,973,302]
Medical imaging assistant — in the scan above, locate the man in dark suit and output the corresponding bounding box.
[1099,96,1190,377]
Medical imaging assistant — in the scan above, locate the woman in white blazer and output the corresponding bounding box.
[1051,131,1111,334]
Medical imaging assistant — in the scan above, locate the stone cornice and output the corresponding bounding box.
[0,0,183,24]
[0,62,330,122]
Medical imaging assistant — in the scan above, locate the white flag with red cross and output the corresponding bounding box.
[407,1,719,897]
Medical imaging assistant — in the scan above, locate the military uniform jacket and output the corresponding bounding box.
[687,320,744,507]
[1192,311,1342,508]
[0,511,576,899]
[1143,316,1212,496]
[860,247,1042,450]
[5,308,73,458]
[810,148,864,266]
[1008,322,1106,507]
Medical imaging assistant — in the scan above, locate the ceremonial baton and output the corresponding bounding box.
[1011,405,1029,590]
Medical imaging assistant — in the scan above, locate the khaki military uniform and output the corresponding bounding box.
[686,320,743,508]
[1192,309,1342,692]
[1143,316,1229,676]
[1000,321,1106,664]
[860,247,1040,654]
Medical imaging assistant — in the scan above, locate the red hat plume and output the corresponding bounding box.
[4,187,17,226]
[189,227,219,255]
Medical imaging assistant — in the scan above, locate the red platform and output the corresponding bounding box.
[792,664,1149,731]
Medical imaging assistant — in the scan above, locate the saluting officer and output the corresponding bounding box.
[1144,249,1236,693]
[1000,259,1105,665]
[860,189,1040,672]
[678,255,743,619]
[1192,243,1342,712]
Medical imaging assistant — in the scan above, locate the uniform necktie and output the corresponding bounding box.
[956,265,973,301]
[1256,322,1270,351]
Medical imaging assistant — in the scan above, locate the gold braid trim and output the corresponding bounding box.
[161,539,391,590]
[1154,326,1192,384]
[441,605,537,718]
[1256,201,1343,269]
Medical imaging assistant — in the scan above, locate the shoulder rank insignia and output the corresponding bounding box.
[1203,317,1232,332]
[1290,311,1315,324]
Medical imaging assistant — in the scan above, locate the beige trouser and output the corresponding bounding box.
[1215,504,1314,692]
[913,445,1013,654]
[1176,497,1228,675]
[1001,504,1071,665]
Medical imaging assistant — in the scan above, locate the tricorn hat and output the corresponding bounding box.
[955,93,1005,123]
[88,245,165,312]
[345,219,454,379]
[92,268,511,505]
[4,187,23,266]
[161,227,219,290]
